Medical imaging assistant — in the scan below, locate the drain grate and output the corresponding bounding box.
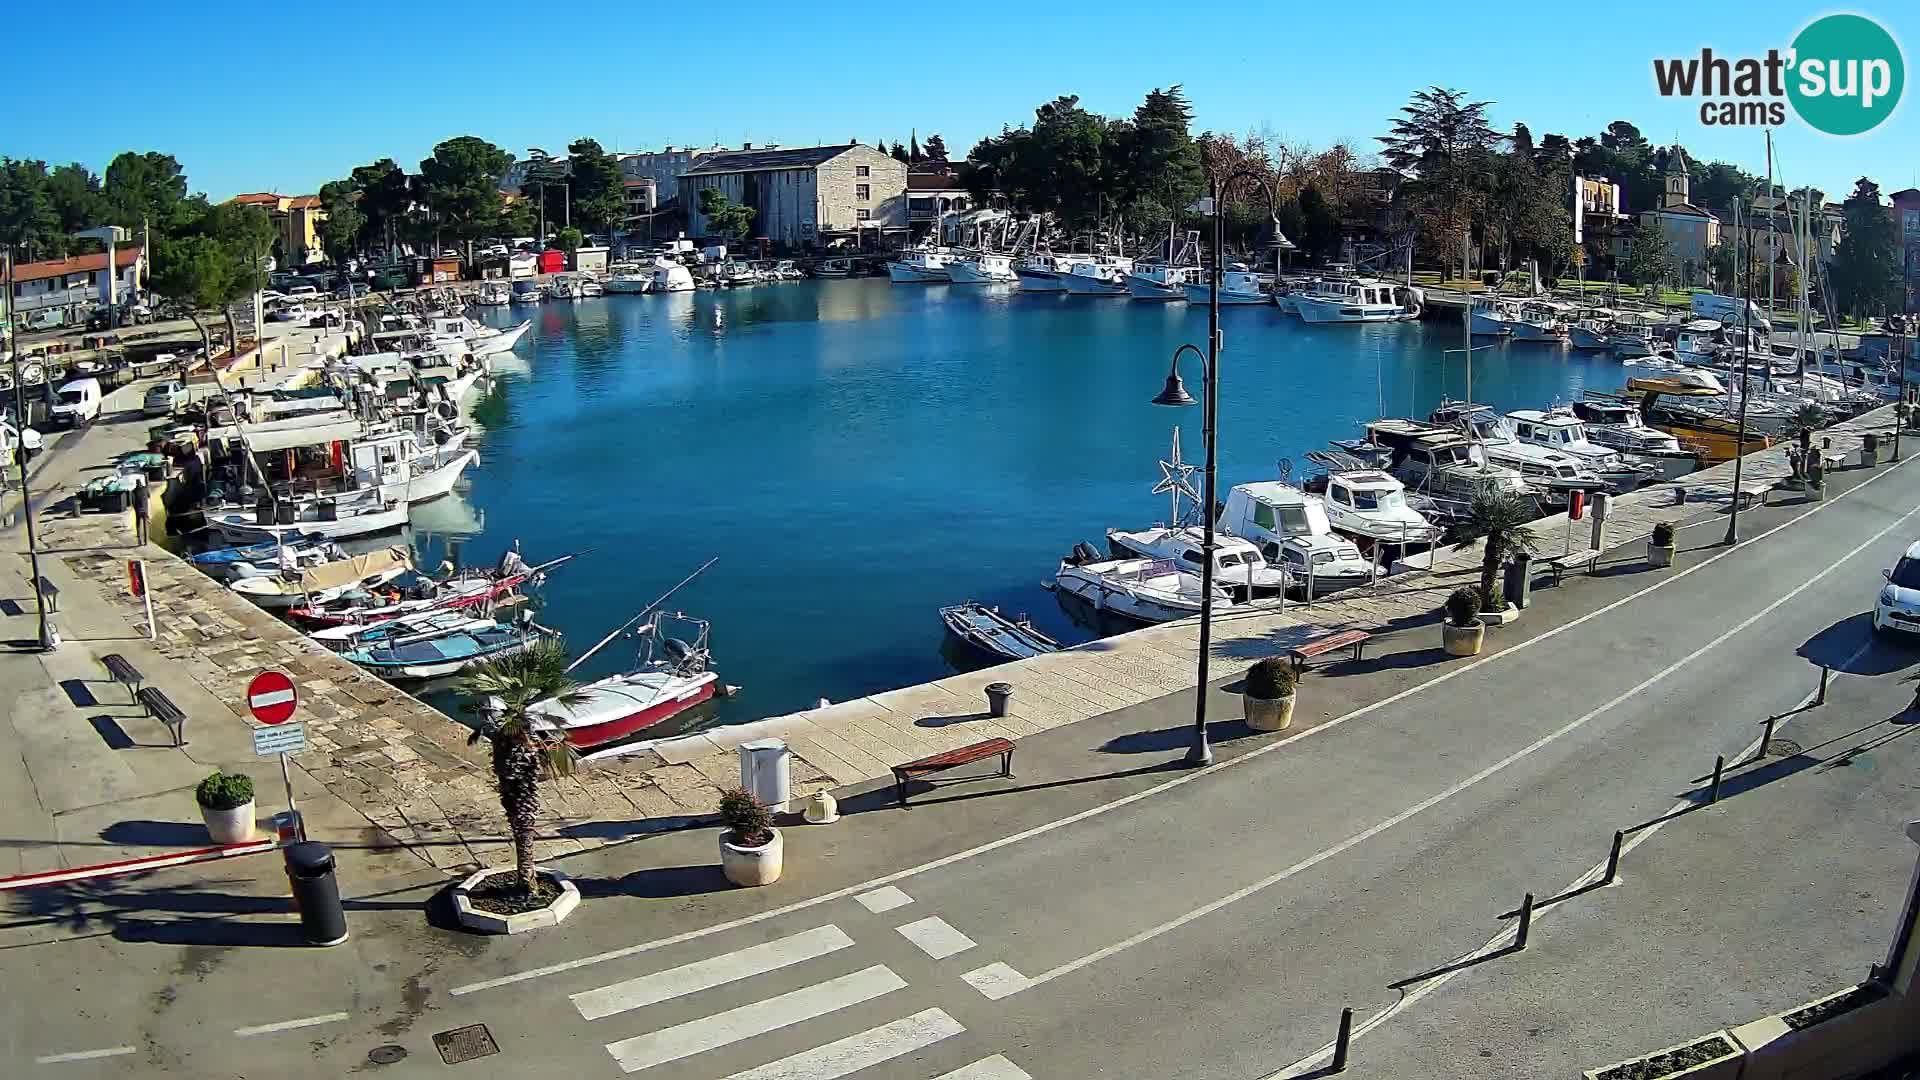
[433,1024,499,1065]
[367,1045,408,1065]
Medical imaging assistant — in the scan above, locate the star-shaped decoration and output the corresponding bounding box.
[1152,427,1201,525]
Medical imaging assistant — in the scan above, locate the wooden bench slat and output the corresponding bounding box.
[136,686,187,747]
[101,653,145,703]
[891,737,1014,806]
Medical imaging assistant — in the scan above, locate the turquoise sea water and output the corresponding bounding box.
[442,280,1629,729]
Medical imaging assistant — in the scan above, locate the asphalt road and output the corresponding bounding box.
[6,444,1920,1079]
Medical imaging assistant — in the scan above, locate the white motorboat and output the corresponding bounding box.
[1182,264,1267,305]
[1567,399,1703,481]
[650,258,696,293]
[1294,278,1422,323]
[190,537,346,583]
[814,257,856,278]
[1053,550,1237,625]
[527,613,721,748]
[1505,408,1661,490]
[356,439,478,504]
[229,546,412,611]
[605,263,650,293]
[1469,296,1521,336]
[1105,525,1290,598]
[430,314,529,357]
[1125,264,1197,300]
[1300,456,1443,547]
[1509,302,1570,343]
[1675,319,1728,365]
[1346,419,1536,514]
[1216,483,1374,590]
[473,281,511,307]
[1606,312,1664,358]
[946,252,1017,284]
[510,282,544,305]
[212,488,411,543]
[1061,255,1134,296]
[887,245,953,283]
[1427,402,1605,506]
[1568,309,1614,350]
[1015,253,1075,292]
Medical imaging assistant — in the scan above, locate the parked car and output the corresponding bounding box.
[143,380,188,417]
[49,377,103,428]
[285,284,319,300]
[1874,542,1920,636]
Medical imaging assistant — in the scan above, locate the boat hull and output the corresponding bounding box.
[1295,296,1415,324]
[545,672,719,747]
[1182,285,1266,305]
[946,261,1015,284]
[887,263,951,284]
[1126,274,1187,301]
[472,321,530,356]
[214,504,409,543]
[1062,273,1128,296]
[1016,269,1065,292]
[380,449,478,505]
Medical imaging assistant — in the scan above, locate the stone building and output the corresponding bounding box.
[677,144,906,249]
[1634,147,1721,287]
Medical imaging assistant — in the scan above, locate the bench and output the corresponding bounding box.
[100,653,145,702]
[891,737,1014,806]
[1734,482,1775,510]
[1288,629,1372,672]
[135,686,187,748]
[1539,548,1603,585]
[34,576,58,613]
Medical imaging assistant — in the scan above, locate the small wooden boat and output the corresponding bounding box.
[290,550,573,626]
[939,602,1061,662]
[229,546,413,611]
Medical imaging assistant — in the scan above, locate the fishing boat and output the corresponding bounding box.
[1052,546,1238,625]
[211,488,410,543]
[1125,263,1197,300]
[1509,302,1570,342]
[1469,296,1521,336]
[473,281,512,306]
[1015,252,1075,292]
[813,257,856,279]
[1605,311,1664,358]
[1105,525,1291,599]
[1182,264,1268,305]
[189,533,333,582]
[310,608,499,651]
[939,602,1062,662]
[528,613,722,748]
[945,252,1018,284]
[1567,309,1614,350]
[1294,278,1422,323]
[229,546,413,611]
[289,548,570,627]
[340,616,559,681]
[1061,255,1135,297]
[887,244,953,284]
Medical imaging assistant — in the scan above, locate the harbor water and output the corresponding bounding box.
[444,280,1633,730]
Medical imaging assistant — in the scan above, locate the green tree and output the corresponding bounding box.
[697,187,755,240]
[147,201,268,359]
[1378,87,1500,279]
[909,131,922,163]
[923,133,949,163]
[349,158,412,256]
[317,180,365,266]
[0,159,64,261]
[1296,184,1342,264]
[1445,488,1542,612]
[1623,222,1676,291]
[889,141,910,164]
[456,640,584,895]
[1114,86,1204,229]
[1706,240,1738,294]
[1830,177,1901,318]
[551,226,583,256]
[47,163,105,237]
[417,136,513,264]
[102,151,190,231]
[564,138,626,236]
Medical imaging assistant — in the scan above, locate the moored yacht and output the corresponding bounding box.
[1300,454,1443,548]
[1505,408,1660,490]
[1054,548,1239,625]
[887,244,953,284]
[1125,263,1198,301]
[650,258,696,293]
[605,263,651,293]
[1105,525,1291,599]
[946,252,1017,284]
[1061,255,1134,296]
[1294,278,1423,324]
[1565,398,1704,481]
[1216,482,1373,591]
[1427,401,1606,505]
[1182,264,1267,305]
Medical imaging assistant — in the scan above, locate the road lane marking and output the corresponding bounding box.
[895,916,975,960]
[720,1007,963,1080]
[853,886,913,913]
[232,1011,349,1037]
[35,1046,137,1064]
[960,962,1033,1000]
[604,965,906,1074]
[1018,493,1920,996]
[1267,634,1881,1078]
[450,453,1915,998]
[572,925,855,1021]
[936,1055,1036,1079]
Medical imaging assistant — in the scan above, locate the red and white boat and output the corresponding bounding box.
[531,613,720,748]
[289,550,572,627]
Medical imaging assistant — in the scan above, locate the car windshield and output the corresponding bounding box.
[58,390,85,405]
[1892,558,1920,590]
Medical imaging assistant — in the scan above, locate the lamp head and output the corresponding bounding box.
[1152,368,1197,407]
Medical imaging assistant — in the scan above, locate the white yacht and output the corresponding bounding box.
[429,314,529,357]
[1182,264,1267,305]
[1105,525,1290,599]
[1300,458,1443,547]
[1294,278,1422,323]
[1125,264,1196,301]
[606,263,650,293]
[1427,402,1604,506]
[1061,255,1134,296]
[1053,550,1239,625]
[1015,252,1075,292]
[1216,483,1374,591]
[887,244,953,284]
[1348,420,1535,513]
[650,258,696,293]
[1568,399,1703,481]
[946,252,1017,284]
[1505,408,1660,490]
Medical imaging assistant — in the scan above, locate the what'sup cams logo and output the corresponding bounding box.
[1653,13,1904,135]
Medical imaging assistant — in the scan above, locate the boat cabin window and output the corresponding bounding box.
[1350,487,1380,510]
[1179,550,1204,567]
[1218,551,1248,569]
[1329,485,1351,506]
[1252,499,1277,529]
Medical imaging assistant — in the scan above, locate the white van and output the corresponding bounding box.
[51,378,103,428]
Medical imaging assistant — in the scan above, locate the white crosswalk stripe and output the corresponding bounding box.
[720,1007,964,1080]
[853,886,914,913]
[895,915,976,960]
[604,964,907,1073]
[572,925,855,1021]
[935,1055,1036,1080]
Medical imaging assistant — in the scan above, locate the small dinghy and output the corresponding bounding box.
[939,602,1061,662]
[230,546,413,611]
[340,617,559,681]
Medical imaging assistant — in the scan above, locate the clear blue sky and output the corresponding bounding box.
[9,0,1914,204]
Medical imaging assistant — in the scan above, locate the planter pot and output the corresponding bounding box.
[1479,604,1519,626]
[1730,983,1899,1080]
[1244,692,1295,732]
[720,828,784,887]
[200,799,257,844]
[451,866,580,934]
[1807,485,1826,502]
[1648,542,1675,568]
[1582,1031,1744,1080]
[1442,622,1484,657]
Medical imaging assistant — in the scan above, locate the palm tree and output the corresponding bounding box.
[456,639,585,895]
[1446,488,1542,609]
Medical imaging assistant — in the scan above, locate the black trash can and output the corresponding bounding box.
[1504,552,1534,610]
[1864,432,1880,465]
[284,842,348,946]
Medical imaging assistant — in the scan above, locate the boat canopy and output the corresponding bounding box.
[298,547,411,593]
[211,418,364,453]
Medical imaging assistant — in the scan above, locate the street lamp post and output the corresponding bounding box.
[1725,200,1752,546]
[5,249,53,649]
[1152,167,1289,767]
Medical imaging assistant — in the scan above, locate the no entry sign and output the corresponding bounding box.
[246,670,298,725]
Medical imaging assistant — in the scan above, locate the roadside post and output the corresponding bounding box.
[1565,490,1586,554]
[247,670,305,842]
[127,559,155,640]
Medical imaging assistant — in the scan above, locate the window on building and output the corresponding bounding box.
[856,185,870,201]
[857,165,870,177]
[857,209,872,221]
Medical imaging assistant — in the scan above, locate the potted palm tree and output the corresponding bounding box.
[450,640,586,933]
[1243,657,1297,732]
[1446,488,1538,626]
[718,788,783,886]
[1442,587,1485,656]
[196,770,256,844]
[1648,521,1677,567]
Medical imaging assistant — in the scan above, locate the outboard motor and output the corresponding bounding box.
[1068,541,1101,566]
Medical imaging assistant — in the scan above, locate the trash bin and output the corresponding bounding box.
[986,682,1014,718]
[283,842,348,946]
[1863,432,1880,466]
[738,739,792,813]
[1504,552,1534,610]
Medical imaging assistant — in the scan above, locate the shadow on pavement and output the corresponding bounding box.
[575,864,731,900]
[560,815,706,841]
[58,678,99,708]
[98,820,222,847]
[837,759,1183,816]
[1317,646,1452,677]
[916,711,992,728]
[1800,614,1911,675]
[1100,718,1255,754]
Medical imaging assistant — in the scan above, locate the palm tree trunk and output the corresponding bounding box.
[491,734,544,894]
[1481,532,1501,606]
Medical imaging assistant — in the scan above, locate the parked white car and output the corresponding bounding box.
[1873,541,1920,636]
[50,378,103,428]
[1,419,43,460]
[143,380,188,417]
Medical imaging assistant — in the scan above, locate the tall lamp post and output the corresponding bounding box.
[2,249,54,649]
[1724,200,1752,546]
[1151,166,1291,766]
